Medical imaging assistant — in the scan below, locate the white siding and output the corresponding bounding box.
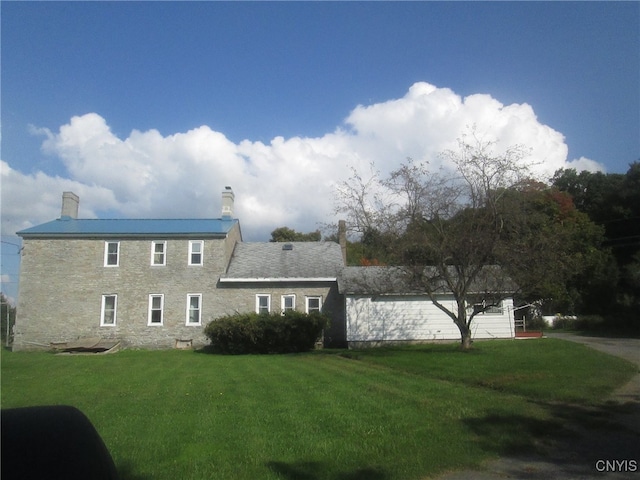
[346,295,514,343]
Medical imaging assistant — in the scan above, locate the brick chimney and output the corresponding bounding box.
[60,192,79,219]
[338,220,347,265]
[221,187,234,218]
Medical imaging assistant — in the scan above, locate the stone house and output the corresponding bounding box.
[14,189,516,351]
[14,189,345,350]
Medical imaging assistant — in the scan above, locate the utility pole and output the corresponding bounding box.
[1,294,12,347]
[1,240,22,347]
[5,301,9,347]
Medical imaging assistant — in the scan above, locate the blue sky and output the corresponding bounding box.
[1,1,639,302]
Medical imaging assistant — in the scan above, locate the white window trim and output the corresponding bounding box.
[472,300,504,316]
[151,241,167,266]
[256,294,271,314]
[281,294,296,313]
[484,300,504,315]
[100,294,117,326]
[186,294,202,326]
[104,241,120,267]
[148,294,164,326]
[188,240,204,266]
[305,296,323,314]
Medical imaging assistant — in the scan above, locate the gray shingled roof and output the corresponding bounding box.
[338,265,517,295]
[221,242,344,281]
[338,266,423,294]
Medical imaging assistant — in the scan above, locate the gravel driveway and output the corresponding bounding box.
[433,333,640,480]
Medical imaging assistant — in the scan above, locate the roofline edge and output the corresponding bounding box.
[219,277,338,283]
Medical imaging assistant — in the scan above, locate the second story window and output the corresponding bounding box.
[189,240,204,265]
[151,241,166,266]
[104,241,120,267]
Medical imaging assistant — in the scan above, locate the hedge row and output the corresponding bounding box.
[204,311,329,354]
[551,314,605,331]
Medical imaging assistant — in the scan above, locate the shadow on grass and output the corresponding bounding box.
[194,345,216,354]
[266,460,388,480]
[463,400,640,478]
[337,344,478,361]
[117,461,152,480]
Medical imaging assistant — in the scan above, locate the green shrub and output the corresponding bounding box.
[575,314,605,330]
[204,311,329,354]
[551,314,605,331]
[525,316,547,331]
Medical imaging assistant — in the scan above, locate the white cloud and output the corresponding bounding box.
[0,160,118,235]
[566,156,606,173]
[1,82,606,239]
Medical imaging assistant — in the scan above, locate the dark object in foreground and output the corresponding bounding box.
[1,405,118,480]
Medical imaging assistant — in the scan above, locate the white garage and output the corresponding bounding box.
[339,267,516,347]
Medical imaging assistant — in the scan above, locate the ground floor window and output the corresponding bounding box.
[101,294,117,326]
[281,294,295,313]
[256,294,270,314]
[473,300,504,315]
[186,294,202,325]
[148,294,164,325]
[306,296,322,314]
[485,301,504,314]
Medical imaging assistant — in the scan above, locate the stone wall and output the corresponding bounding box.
[14,224,242,350]
[13,223,349,350]
[215,281,346,347]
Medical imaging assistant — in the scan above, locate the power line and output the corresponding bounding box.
[1,241,22,247]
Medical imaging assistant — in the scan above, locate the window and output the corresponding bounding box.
[473,300,503,315]
[485,301,504,315]
[186,294,202,325]
[306,296,322,314]
[104,242,119,266]
[148,294,164,325]
[256,294,270,314]
[151,241,166,266]
[189,240,204,265]
[281,294,295,313]
[101,295,117,326]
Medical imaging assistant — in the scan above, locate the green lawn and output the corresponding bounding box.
[1,339,636,480]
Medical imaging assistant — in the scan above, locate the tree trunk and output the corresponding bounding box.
[455,300,473,350]
[460,332,473,350]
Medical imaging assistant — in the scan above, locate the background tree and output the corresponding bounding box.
[270,226,321,242]
[552,162,640,329]
[335,135,534,349]
[335,134,611,348]
[496,182,615,315]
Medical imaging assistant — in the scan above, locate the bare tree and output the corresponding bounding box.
[335,134,533,349]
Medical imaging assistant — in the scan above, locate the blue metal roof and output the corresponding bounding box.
[17,218,239,238]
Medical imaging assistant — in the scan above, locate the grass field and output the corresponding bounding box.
[1,339,636,480]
